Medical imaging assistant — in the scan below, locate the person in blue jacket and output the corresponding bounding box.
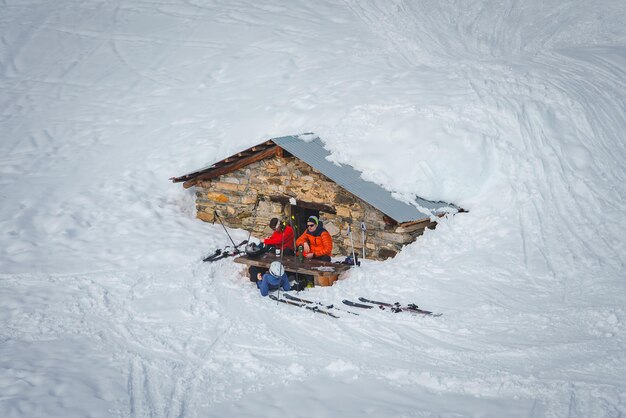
[257,261,290,296]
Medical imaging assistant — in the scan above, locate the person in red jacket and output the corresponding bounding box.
[263,217,295,256]
[295,216,333,262]
[247,218,295,283]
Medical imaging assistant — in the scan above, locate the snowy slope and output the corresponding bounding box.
[1,1,625,417]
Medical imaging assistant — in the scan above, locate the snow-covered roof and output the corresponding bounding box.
[172,134,455,223]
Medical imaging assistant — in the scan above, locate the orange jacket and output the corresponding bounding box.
[296,228,333,258]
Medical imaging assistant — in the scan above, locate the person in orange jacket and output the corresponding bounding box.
[295,216,333,262]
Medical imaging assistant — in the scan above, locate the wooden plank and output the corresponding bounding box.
[234,253,350,277]
[183,146,279,188]
[251,141,273,151]
[173,140,276,183]
[268,195,337,214]
[395,219,436,233]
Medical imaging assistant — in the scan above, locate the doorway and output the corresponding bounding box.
[290,205,319,238]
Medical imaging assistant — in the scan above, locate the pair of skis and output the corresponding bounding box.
[268,293,442,318]
[203,209,249,262]
[269,294,342,318]
[202,239,248,262]
[343,297,442,317]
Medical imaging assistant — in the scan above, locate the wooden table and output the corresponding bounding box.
[233,253,351,286]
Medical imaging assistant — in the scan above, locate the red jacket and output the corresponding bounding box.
[264,225,294,251]
[296,227,333,258]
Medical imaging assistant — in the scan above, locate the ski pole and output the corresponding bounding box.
[348,223,357,267]
[214,210,238,249]
[291,215,300,292]
[279,218,285,263]
[246,194,262,243]
[360,222,366,260]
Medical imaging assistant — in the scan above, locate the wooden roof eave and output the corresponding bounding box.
[394,212,456,232]
[170,140,275,184]
[182,144,280,189]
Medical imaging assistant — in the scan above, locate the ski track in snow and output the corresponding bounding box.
[1,0,626,417]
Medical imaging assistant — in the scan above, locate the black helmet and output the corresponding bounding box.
[245,242,263,257]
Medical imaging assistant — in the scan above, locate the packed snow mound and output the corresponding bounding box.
[1,1,625,417]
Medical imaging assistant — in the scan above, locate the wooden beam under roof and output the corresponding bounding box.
[207,141,274,165]
[183,145,280,188]
[251,141,273,151]
[268,195,337,214]
[171,140,276,183]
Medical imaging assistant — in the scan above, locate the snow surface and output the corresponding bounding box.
[1,0,625,417]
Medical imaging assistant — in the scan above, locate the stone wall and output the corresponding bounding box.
[194,155,436,260]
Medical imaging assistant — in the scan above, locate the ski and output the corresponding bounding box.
[342,299,374,309]
[202,249,222,262]
[347,299,403,313]
[269,294,339,318]
[202,240,248,262]
[284,293,359,315]
[358,297,442,317]
[203,251,235,262]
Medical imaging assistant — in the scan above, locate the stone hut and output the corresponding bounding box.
[171,134,456,260]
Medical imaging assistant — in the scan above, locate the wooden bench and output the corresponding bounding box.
[233,253,351,286]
